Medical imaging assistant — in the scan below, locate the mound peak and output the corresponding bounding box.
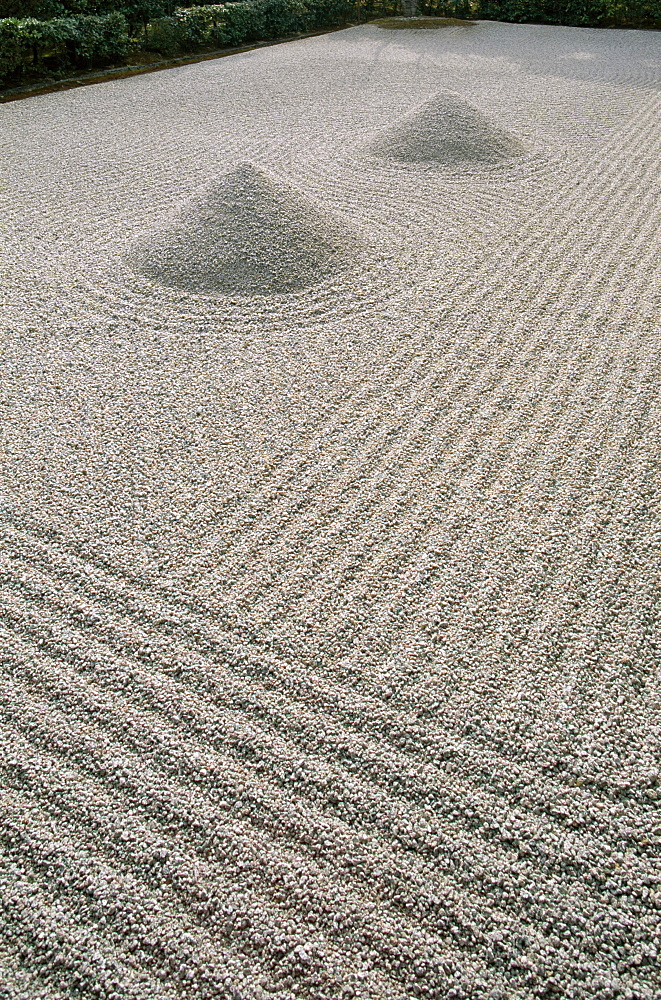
[369,92,524,166]
[130,162,356,296]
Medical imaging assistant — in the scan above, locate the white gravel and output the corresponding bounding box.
[367,90,525,164]
[1,18,661,1000]
[129,161,361,295]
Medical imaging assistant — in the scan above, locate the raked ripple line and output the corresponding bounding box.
[1,18,661,1000]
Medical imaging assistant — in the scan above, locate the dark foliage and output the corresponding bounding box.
[0,10,129,81]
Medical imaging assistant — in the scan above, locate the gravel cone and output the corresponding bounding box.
[130,161,357,295]
[369,91,525,165]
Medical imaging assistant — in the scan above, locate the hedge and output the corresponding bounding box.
[0,0,363,80]
[0,9,128,80]
[478,0,660,25]
[142,0,362,54]
[1,0,659,87]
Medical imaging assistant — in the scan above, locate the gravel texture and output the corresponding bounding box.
[130,161,360,295]
[1,18,661,1000]
[367,91,525,165]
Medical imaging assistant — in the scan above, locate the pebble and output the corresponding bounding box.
[1,17,660,1000]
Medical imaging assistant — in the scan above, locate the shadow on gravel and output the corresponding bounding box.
[368,91,525,166]
[127,161,359,296]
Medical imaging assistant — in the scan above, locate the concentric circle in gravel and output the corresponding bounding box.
[1,19,660,1000]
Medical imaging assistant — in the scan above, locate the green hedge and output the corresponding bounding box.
[141,0,359,54]
[1,0,659,88]
[3,0,658,22]
[479,0,660,25]
[0,0,361,80]
[0,9,128,80]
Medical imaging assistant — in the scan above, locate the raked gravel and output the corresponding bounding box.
[1,18,661,1000]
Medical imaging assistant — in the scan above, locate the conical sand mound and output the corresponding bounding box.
[130,162,357,296]
[369,92,524,166]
